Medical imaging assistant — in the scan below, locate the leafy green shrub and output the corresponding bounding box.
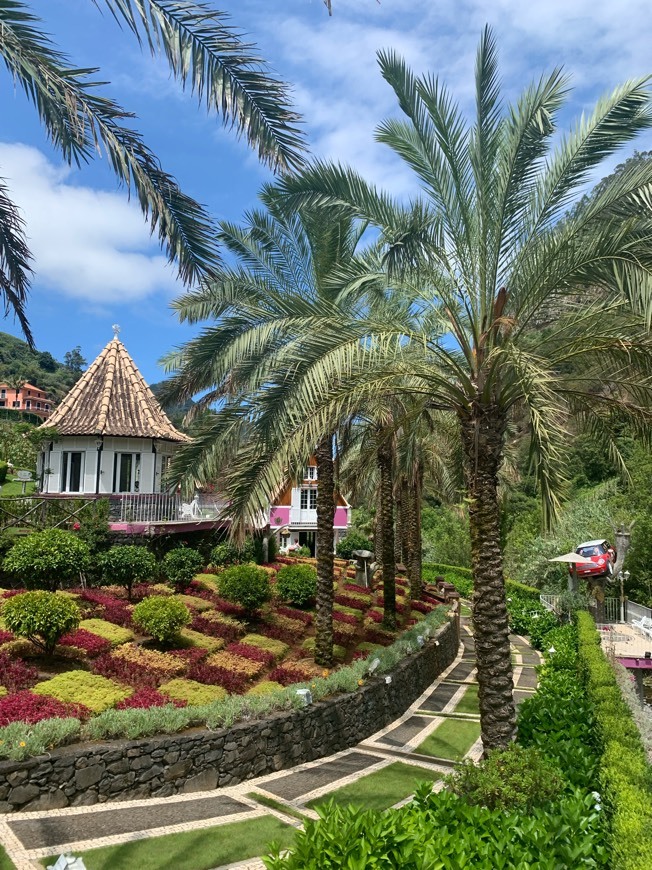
[275,564,317,607]
[3,591,80,654]
[132,596,191,644]
[446,744,566,811]
[265,785,607,869]
[33,670,131,713]
[162,548,203,591]
[336,532,374,559]
[79,619,134,646]
[0,717,81,760]
[0,462,8,485]
[577,612,652,870]
[3,528,91,591]
[210,537,255,567]
[218,564,271,612]
[160,678,227,705]
[287,545,312,558]
[99,545,157,599]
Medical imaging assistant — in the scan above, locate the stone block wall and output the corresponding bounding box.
[0,618,459,812]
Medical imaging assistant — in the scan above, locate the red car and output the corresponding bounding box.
[571,539,616,580]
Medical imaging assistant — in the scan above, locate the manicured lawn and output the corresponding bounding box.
[454,684,479,715]
[416,718,480,761]
[41,816,296,870]
[0,478,36,498]
[306,761,440,812]
[0,845,15,870]
[247,792,309,821]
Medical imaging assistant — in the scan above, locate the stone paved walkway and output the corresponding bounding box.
[0,618,542,870]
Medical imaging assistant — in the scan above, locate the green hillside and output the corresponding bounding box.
[0,332,84,402]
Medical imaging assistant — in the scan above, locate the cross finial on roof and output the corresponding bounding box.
[112,324,121,338]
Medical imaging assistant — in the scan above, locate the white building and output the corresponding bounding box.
[37,330,189,498]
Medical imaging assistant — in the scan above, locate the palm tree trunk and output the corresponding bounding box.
[461,407,516,752]
[400,476,410,564]
[374,487,383,564]
[377,437,396,629]
[394,482,403,565]
[315,436,335,666]
[408,465,423,600]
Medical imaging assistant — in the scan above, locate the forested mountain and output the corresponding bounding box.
[0,332,85,401]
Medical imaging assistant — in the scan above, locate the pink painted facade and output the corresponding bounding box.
[269,462,351,555]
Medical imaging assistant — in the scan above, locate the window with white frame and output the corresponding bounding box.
[300,488,317,510]
[61,451,84,492]
[112,453,141,493]
[306,465,317,480]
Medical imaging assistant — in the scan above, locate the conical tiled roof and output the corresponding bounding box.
[42,337,190,442]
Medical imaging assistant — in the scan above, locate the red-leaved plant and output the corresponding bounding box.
[59,629,112,658]
[116,688,187,710]
[0,651,38,692]
[0,690,91,725]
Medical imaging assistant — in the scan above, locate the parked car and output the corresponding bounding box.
[571,539,617,580]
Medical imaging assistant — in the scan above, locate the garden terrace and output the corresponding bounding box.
[0,558,449,778]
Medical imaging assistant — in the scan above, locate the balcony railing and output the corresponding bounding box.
[112,493,227,524]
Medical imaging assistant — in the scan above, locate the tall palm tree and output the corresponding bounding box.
[0,0,305,345]
[162,191,366,666]
[263,28,652,751]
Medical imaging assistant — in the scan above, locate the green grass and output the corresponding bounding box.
[416,718,481,761]
[41,816,296,870]
[306,762,440,812]
[0,845,15,870]
[246,792,309,821]
[455,684,479,715]
[460,604,472,616]
[0,478,36,498]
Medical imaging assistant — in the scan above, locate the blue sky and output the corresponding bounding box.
[2,0,652,385]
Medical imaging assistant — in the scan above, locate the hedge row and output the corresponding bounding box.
[422,562,539,601]
[577,612,652,870]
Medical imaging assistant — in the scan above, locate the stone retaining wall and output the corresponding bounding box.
[0,618,459,812]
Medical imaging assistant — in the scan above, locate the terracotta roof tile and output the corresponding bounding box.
[41,338,189,442]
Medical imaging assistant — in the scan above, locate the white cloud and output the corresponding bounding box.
[240,0,652,194]
[0,142,179,303]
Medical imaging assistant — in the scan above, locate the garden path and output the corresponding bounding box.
[0,618,542,870]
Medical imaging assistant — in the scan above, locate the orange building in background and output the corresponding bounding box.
[0,383,53,420]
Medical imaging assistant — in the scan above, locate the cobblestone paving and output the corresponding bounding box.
[0,616,542,870]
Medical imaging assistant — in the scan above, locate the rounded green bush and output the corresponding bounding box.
[210,537,255,567]
[336,532,373,560]
[275,564,317,607]
[446,744,566,811]
[3,591,80,655]
[99,545,157,599]
[3,528,91,591]
[218,564,271,612]
[162,548,203,591]
[132,596,191,644]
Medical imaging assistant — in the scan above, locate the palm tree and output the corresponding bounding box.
[262,28,652,751]
[0,0,305,345]
[162,191,365,666]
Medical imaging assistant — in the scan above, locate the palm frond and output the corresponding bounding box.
[101,0,306,172]
[0,0,221,284]
[0,174,33,346]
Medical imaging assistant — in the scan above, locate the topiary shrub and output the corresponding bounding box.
[0,461,8,485]
[3,591,80,655]
[210,537,256,567]
[132,596,191,644]
[218,564,271,612]
[336,532,373,560]
[275,564,317,607]
[99,545,157,600]
[446,744,566,811]
[162,548,204,591]
[3,528,91,591]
